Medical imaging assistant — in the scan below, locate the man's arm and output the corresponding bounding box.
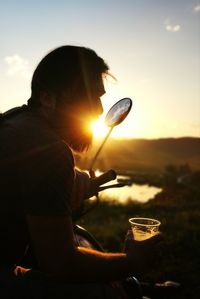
[26,214,135,282]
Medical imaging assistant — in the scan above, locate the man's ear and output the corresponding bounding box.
[40,91,56,110]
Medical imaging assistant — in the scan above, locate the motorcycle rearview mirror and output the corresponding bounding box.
[89,98,132,177]
[105,97,132,127]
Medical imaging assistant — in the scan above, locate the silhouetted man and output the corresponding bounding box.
[0,45,160,298]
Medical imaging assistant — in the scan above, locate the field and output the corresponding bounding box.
[76,166,200,298]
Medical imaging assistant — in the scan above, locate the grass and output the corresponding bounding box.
[76,171,200,299]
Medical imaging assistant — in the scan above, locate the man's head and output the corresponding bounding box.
[28,45,109,152]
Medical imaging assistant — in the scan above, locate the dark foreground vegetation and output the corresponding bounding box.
[78,170,200,299]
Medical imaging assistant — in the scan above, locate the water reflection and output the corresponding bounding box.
[100,183,162,204]
[96,172,162,204]
[89,170,162,204]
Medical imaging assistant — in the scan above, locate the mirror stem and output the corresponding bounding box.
[89,127,113,178]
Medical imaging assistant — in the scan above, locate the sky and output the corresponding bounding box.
[0,0,199,139]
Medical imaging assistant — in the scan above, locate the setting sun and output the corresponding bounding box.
[90,117,109,139]
[90,114,135,140]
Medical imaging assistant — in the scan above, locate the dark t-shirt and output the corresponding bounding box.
[0,106,75,265]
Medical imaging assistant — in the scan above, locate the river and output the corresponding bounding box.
[97,174,162,204]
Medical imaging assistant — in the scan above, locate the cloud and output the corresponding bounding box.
[4,54,31,80]
[165,24,181,32]
[194,4,200,12]
[164,19,181,32]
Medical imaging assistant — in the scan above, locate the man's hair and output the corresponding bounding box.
[28,45,109,107]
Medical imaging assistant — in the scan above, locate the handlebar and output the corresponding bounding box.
[88,169,117,197]
[91,169,116,188]
[98,182,126,191]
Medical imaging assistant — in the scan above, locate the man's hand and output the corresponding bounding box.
[124,230,163,275]
[71,169,116,210]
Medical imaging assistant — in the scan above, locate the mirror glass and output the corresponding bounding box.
[105,98,132,127]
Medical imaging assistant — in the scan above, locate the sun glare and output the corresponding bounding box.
[90,117,109,139]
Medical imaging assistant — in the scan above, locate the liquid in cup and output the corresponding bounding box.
[129,217,161,241]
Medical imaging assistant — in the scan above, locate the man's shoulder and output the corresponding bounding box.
[5,108,56,141]
[0,107,74,165]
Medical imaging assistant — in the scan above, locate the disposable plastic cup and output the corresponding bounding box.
[129,217,161,241]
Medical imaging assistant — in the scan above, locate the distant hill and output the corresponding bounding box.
[75,137,200,173]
